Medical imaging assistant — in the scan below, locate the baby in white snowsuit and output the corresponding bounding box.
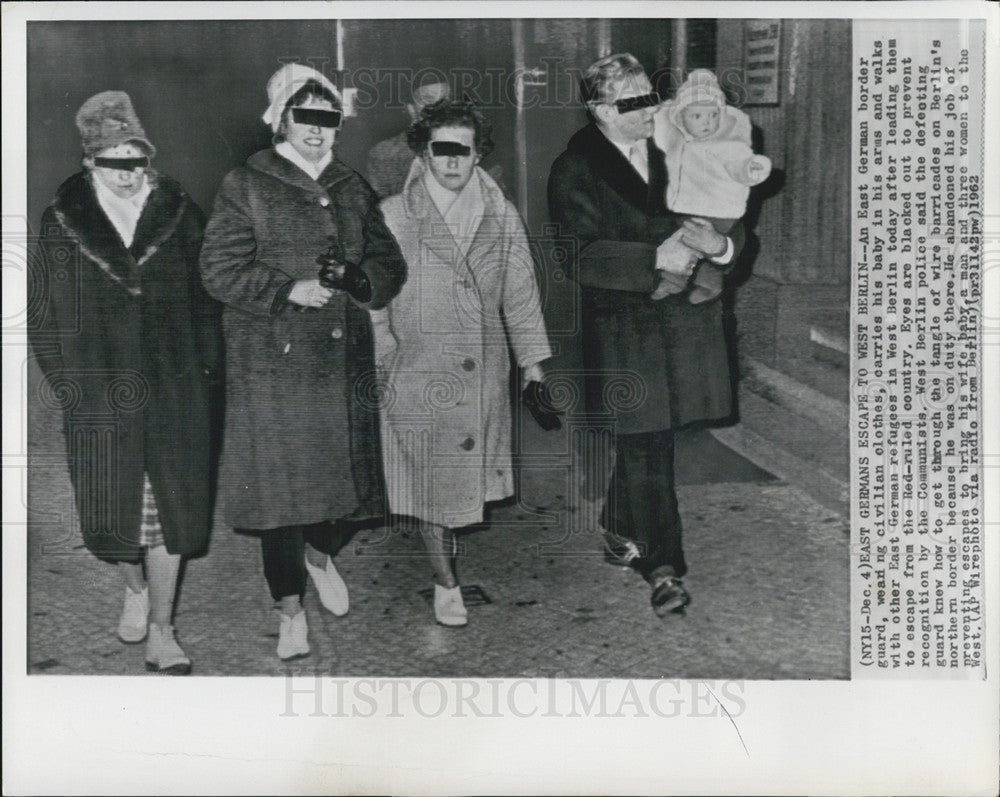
[652,69,772,302]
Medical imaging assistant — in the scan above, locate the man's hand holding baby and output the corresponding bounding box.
[651,229,700,300]
[679,217,728,259]
[656,228,701,275]
[651,220,733,301]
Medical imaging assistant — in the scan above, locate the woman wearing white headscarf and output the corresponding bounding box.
[200,64,406,661]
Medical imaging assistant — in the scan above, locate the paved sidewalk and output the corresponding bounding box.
[25,390,850,679]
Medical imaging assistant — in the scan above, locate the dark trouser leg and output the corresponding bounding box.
[601,429,686,580]
[301,520,353,559]
[252,526,306,602]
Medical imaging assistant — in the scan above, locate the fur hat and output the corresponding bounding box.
[262,63,342,132]
[75,91,156,158]
[672,69,726,110]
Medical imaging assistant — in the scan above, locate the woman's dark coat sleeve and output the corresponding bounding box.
[352,184,406,311]
[179,202,224,375]
[199,171,295,316]
[29,206,72,380]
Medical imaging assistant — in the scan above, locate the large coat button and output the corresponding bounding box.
[330,327,344,339]
[459,437,475,451]
[318,196,330,207]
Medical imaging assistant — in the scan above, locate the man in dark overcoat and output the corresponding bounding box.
[547,53,744,616]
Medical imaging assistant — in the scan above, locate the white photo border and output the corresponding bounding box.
[3,2,998,794]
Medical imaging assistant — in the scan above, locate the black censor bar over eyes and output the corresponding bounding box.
[430,141,472,157]
[291,107,343,128]
[93,156,149,170]
[614,92,661,113]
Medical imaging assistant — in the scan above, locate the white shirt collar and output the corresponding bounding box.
[275,140,332,181]
[597,127,649,182]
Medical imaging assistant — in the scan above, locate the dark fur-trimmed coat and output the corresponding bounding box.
[548,123,744,434]
[30,171,223,563]
[199,149,406,530]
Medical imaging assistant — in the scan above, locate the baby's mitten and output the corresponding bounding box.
[741,154,772,186]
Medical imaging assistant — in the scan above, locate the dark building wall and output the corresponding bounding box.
[27,20,342,226]
[27,17,681,235]
[712,19,851,406]
[25,17,678,379]
[26,18,850,377]
[716,18,852,288]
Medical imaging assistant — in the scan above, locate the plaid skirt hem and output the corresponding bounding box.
[139,473,165,548]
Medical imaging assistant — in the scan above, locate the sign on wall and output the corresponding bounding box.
[744,19,782,105]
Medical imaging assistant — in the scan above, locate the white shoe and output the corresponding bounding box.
[117,586,149,643]
[145,623,191,675]
[277,610,310,661]
[434,584,468,627]
[305,555,349,616]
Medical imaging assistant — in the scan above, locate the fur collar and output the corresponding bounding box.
[566,123,668,215]
[51,170,189,295]
[246,147,356,197]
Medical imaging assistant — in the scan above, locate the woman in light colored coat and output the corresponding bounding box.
[373,99,554,627]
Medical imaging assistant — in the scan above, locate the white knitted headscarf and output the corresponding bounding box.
[672,69,726,111]
[261,63,342,132]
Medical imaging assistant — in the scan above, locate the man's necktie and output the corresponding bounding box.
[628,140,649,182]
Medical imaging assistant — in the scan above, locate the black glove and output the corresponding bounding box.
[522,380,562,431]
[317,236,373,303]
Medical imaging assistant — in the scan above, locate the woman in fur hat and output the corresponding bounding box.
[199,64,406,661]
[30,91,223,674]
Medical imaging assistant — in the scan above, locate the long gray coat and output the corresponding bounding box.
[375,162,552,528]
[199,149,406,530]
[548,123,744,434]
[30,171,222,562]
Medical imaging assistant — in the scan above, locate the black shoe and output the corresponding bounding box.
[602,531,641,569]
[650,574,690,617]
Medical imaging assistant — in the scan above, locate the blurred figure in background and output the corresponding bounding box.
[366,78,451,199]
